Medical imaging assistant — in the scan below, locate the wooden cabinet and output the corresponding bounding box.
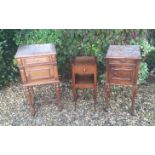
[15,43,61,115]
[108,59,137,85]
[105,45,141,115]
[72,56,97,110]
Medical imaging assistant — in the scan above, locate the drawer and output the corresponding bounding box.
[25,65,55,81]
[23,56,55,66]
[109,59,136,64]
[74,65,96,74]
[109,63,135,69]
[108,63,135,84]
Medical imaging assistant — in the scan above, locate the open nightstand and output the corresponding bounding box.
[72,56,97,111]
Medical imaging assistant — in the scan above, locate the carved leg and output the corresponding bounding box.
[131,85,137,116]
[56,83,62,111]
[24,86,35,116]
[104,83,111,112]
[30,86,35,98]
[73,88,78,111]
[73,88,78,101]
[93,86,97,111]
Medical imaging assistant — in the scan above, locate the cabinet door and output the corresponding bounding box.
[108,63,136,85]
[25,65,55,81]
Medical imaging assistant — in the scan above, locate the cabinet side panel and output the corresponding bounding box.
[17,58,27,83]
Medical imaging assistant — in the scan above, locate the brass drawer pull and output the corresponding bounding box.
[83,68,86,72]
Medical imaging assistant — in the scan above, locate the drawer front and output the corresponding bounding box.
[109,59,136,64]
[23,56,56,66]
[108,63,135,84]
[25,65,55,81]
[74,65,96,74]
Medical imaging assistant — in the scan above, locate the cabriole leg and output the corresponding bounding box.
[131,85,137,116]
[93,86,97,111]
[73,88,78,111]
[56,83,62,111]
[24,86,35,116]
[104,83,111,112]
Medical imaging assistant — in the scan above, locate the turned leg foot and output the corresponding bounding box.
[73,88,78,111]
[104,83,111,112]
[56,83,62,111]
[24,86,35,116]
[74,100,77,111]
[74,90,77,111]
[93,87,97,111]
[131,85,137,116]
[73,88,78,101]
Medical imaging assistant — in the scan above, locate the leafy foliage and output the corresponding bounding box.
[148,29,155,46]
[0,30,19,88]
[138,62,149,84]
[139,39,155,83]
[146,30,155,71]
[131,38,155,84]
[139,39,155,58]
[146,50,155,71]
[15,29,62,45]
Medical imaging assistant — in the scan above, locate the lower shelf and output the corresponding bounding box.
[75,74,94,84]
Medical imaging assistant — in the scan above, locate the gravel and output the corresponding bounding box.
[0,81,155,126]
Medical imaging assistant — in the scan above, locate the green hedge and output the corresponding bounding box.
[1,29,154,88]
[146,30,155,71]
[0,30,19,88]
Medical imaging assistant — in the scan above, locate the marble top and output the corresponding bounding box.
[106,45,141,59]
[15,43,56,58]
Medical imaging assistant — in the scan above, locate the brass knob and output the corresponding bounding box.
[83,68,86,72]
